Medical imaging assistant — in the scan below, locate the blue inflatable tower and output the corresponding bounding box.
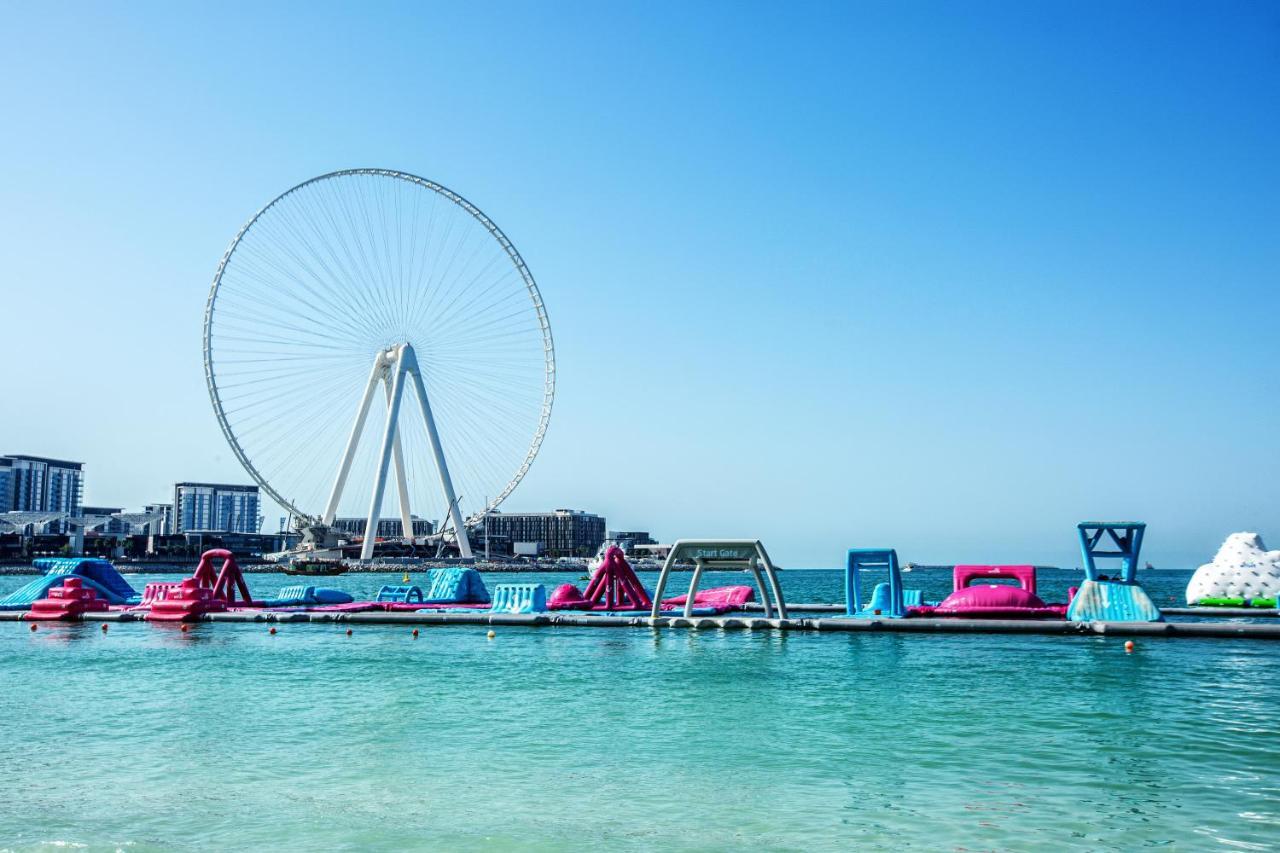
[1066,522,1163,622]
[845,549,907,618]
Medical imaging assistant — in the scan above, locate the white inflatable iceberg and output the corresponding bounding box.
[1185,532,1280,604]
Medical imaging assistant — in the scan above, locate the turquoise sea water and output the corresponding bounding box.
[2,568,1278,851]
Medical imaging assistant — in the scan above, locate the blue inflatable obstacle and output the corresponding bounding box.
[844,549,920,618]
[487,584,547,614]
[0,558,140,610]
[377,569,491,606]
[376,585,424,604]
[422,568,490,604]
[1066,522,1163,622]
[262,585,354,607]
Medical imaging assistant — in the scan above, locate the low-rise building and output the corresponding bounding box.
[605,530,656,553]
[332,516,434,539]
[144,503,174,535]
[483,509,605,558]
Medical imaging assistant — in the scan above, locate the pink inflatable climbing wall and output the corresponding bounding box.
[583,547,652,610]
[549,546,653,611]
[146,549,254,622]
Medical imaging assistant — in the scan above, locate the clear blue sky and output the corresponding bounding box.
[2,1,1277,567]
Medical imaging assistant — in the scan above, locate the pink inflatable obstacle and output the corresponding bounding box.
[548,547,753,613]
[661,585,755,610]
[24,577,110,621]
[147,549,254,622]
[147,577,228,622]
[913,565,1066,619]
[549,547,652,611]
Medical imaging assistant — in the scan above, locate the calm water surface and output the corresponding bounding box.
[1,569,1277,851]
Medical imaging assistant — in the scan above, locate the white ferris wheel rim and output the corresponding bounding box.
[202,168,556,523]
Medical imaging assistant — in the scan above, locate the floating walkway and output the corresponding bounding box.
[739,603,1280,619]
[5,608,1280,639]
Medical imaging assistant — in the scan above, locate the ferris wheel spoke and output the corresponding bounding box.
[426,263,519,335]
[413,217,471,327]
[268,192,391,335]
[221,364,368,420]
[234,223,386,344]
[215,264,382,346]
[347,176,400,333]
[213,302,368,352]
[312,180,400,334]
[259,403,355,486]
[358,175,416,334]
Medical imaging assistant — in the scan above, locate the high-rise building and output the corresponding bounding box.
[173,483,260,534]
[1,455,84,530]
[0,458,13,514]
[484,509,606,557]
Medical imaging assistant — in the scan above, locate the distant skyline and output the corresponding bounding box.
[2,2,1277,567]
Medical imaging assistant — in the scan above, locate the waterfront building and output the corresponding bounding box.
[0,511,68,536]
[484,509,606,557]
[332,516,434,539]
[144,503,174,535]
[0,455,84,532]
[605,530,656,553]
[0,458,12,513]
[78,506,131,536]
[173,482,261,534]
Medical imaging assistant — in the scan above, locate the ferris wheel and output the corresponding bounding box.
[202,169,555,558]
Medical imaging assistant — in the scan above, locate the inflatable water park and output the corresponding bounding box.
[5,521,1280,640]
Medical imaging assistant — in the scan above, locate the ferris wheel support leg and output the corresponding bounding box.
[403,345,473,559]
[386,380,415,545]
[360,352,410,561]
[322,352,386,527]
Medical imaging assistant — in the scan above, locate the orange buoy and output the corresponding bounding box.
[1124,640,1135,653]
[412,629,419,638]
[180,623,189,632]
[269,627,277,635]
[345,628,353,636]
[29,623,37,632]
[101,623,109,632]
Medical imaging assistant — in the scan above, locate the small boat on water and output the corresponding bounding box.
[282,559,349,577]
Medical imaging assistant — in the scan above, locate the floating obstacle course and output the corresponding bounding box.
[9,527,1280,640]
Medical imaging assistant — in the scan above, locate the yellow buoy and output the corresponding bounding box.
[402,572,411,583]
[487,630,496,640]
